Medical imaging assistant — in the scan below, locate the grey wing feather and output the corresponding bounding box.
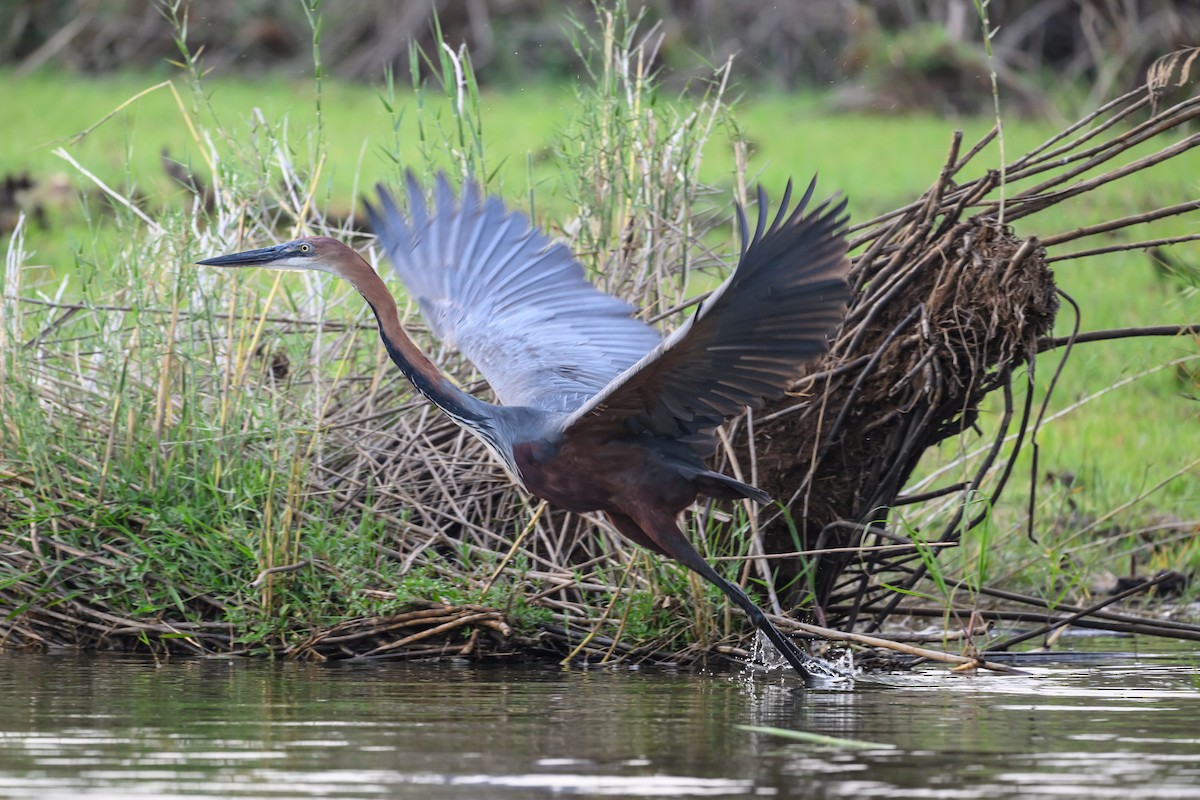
[560,178,851,454]
[364,173,662,413]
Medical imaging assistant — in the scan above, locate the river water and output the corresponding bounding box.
[0,641,1197,799]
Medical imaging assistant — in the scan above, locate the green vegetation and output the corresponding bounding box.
[1,7,1197,662]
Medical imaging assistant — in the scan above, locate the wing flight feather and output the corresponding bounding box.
[559,178,850,454]
[365,174,663,413]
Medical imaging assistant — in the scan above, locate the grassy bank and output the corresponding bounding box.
[2,19,1198,662]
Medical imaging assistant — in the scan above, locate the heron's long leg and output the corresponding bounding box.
[626,509,829,683]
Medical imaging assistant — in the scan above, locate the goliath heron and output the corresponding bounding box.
[198,173,850,681]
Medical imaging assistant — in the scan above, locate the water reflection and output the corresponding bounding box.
[0,646,1197,798]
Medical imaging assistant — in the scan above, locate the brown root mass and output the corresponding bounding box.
[748,181,1061,622]
[724,49,1200,633]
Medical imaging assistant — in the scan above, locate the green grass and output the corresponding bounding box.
[0,69,579,270]
[1,33,1198,656]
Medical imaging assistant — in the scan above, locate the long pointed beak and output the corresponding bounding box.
[196,244,289,267]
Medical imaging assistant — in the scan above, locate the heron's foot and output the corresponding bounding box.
[750,630,855,683]
[798,652,855,687]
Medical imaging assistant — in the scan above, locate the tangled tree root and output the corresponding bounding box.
[746,162,1062,623]
[736,51,1200,631]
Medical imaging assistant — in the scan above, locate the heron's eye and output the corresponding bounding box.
[299,243,311,253]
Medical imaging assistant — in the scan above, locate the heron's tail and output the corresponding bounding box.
[692,470,772,504]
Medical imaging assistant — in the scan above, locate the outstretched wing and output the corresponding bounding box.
[364,174,662,413]
[559,178,850,453]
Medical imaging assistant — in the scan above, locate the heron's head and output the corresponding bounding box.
[196,236,358,278]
